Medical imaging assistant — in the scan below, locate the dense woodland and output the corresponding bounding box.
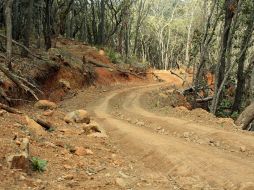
[0,0,253,122]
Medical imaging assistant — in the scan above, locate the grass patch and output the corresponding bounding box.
[31,157,47,172]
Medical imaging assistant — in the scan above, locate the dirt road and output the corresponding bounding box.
[90,84,254,190]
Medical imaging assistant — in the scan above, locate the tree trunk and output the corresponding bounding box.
[232,3,254,113]
[44,0,52,50]
[211,0,239,113]
[5,0,13,69]
[22,0,34,57]
[245,57,254,106]
[91,0,98,44]
[98,0,106,45]
[216,0,236,90]
[185,7,194,66]
[235,102,254,130]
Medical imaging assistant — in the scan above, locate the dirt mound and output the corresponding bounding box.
[55,37,144,86]
[1,37,148,104]
[148,86,192,109]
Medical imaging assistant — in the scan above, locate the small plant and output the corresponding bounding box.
[31,157,47,172]
[48,127,55,132]
[231,111,239,120]
[105,48,122,64]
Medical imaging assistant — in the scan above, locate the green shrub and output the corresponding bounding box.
[106,48,122,64]
[31,157,47,172]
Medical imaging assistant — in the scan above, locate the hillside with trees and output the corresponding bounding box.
[0,0,254,189]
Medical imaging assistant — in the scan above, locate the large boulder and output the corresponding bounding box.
[64,110,90,124]
[34,100,57,110]
[25,116,47,137]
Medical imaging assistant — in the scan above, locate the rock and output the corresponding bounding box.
[183,132,190,138]
[240,146,246,152]
[0,109,7,116]
[15,140,21,146]
[88,132,108,138]
[83,121,108,138]
[115,177,127,188]
[73,147,93,156]
[59,79,71,89]
[44,142,57,148]
[136,121,145,127]
[63,174,74,180]
[6,138,30,172]
[99,49,105,56]
[63,164,72,170]
[64,110,90,124]
[25,116,47,136]
[214,141,221,147]
[43,110,54,116]
[85,149,94,155]
[34,100,57,110]
[19,175,26,181]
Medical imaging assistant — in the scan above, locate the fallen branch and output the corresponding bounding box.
[196,96,213,103]
[0,64,39,100]
[170,70,185,85]
[0,87,11,103]
[0,34,43,60]
[35,118,56,131]
[0,103,22,114]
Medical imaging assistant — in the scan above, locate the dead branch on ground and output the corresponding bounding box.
[0,103,23,114]
[0,63,41,100]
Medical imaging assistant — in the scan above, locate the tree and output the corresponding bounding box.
[5,0,13,69]
[22,0,34,57]
[232,1,254,112]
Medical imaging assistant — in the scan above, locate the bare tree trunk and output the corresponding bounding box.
[245,57,254,106]
[216,0,236,90]
[44,0,52,50]
[232,4,254,113]
[5,0,13,69]
[185,6,194,66]
[98,0,106,45]
[22,0,34,57]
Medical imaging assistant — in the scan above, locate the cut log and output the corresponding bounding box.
[35,118,56,131]
[235,102,254,130]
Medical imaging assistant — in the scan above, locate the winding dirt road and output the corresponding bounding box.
[90,84,254,190]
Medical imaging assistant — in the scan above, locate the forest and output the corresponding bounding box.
[0,0,253,125]
[1,1,254,189]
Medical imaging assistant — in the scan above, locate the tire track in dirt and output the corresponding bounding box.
[90,84,254,189]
